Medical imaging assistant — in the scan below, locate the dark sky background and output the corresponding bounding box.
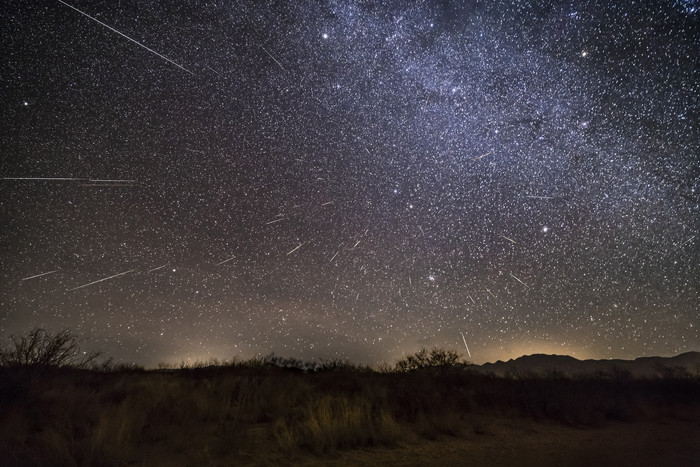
[1,0,698,367]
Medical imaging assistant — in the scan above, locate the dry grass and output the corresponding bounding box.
[0,358,698,465]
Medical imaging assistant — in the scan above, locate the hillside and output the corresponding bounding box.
[475,351,700,378]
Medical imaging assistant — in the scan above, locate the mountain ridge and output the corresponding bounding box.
[473,351,700,377]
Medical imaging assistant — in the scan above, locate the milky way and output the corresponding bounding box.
[1,0,698,366]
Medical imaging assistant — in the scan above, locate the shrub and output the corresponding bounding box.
[0,328,102,369]
[394,347,463,373]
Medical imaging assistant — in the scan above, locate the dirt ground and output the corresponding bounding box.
[288,416,700,467]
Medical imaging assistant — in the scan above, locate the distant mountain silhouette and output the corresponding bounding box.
[473,351,700,377]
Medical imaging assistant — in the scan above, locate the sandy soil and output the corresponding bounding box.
[288,417,700,467]
[118,409,700,466]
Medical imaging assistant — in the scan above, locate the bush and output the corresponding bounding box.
[0,328,102,369]
[394,348,464,373]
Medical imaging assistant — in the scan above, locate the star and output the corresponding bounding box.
[1,0,696,367]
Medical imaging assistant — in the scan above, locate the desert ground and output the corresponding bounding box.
[2,350,699,466]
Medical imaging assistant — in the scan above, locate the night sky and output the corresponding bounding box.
[1,0,698,367]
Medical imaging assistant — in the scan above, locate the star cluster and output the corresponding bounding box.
[1,0,698,366]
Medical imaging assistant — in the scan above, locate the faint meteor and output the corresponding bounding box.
[21,269,60,281]
[2,177,83,181]
[4,177,136,186]
[506,90,528,110]
[486,288,497,299]
[329,250,340,263]
[678,236,695,248]
[206,65,223,77]
[473,150,494,161]
[321,201,334,206]
[89,179,137,183]
[460,332,472,358]
[510,272,529,288]
[499,234,517,244]
[265,217,285,225]
[146,264,168,273]
[261,46,286,71]
[57,0,194,75]
[352,240,361,249]
[69,269,136,291]
[468,294,476,304]
[286,243,304,256]
[216,256,236,266]
[83,179,136,187]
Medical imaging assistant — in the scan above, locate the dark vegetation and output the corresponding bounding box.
[1,329,699,466]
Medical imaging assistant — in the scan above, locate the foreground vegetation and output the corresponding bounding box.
[1,330,699,465]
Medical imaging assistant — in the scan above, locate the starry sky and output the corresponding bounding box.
[1,0,698,367]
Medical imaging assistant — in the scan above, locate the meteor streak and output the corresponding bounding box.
[261,46,286,71]
[678,236,695,248]
[69,269,136,291]
[473,150,494,160]
[58,0,194,75]
[206,65,223,77]
[2,177,82,181]
[216,257,235,266]
[460,332,472,358]
[286,243,304,255]
[89,179,137,183]
[21,269,60,281]
[499,234,517,244]
[510,272,529,288]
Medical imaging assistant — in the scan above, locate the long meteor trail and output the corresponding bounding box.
[21,269,60,281]
[57,0,194,75]
[2,177,83,181]
[68,269,136,291]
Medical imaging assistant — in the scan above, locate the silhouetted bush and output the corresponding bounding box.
[0,328,101,370]
[394,347,464,373]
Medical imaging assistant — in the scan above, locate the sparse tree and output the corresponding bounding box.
[0,328,102,369]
